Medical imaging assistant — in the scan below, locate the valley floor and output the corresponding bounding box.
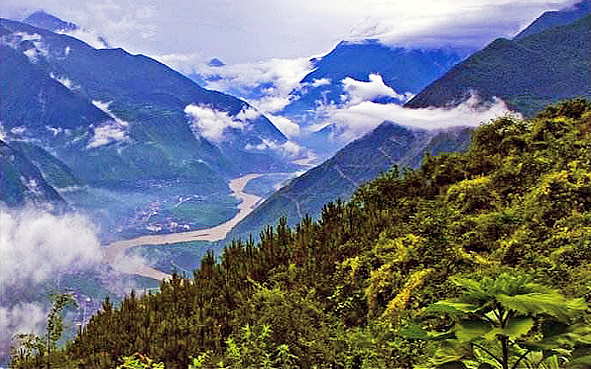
[102,173,264,280]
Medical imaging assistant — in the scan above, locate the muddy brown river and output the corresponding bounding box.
[102,173,263,280]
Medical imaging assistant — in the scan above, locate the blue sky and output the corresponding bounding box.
[3,0,580,63]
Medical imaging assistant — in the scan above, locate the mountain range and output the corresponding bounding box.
[2,2,589,241]
[405,12,591,115]
[0,17,296,238]
[280,40,463,117]
[229,2,591,241]
[229,123,471,240]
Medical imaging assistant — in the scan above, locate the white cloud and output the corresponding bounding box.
[0,206,152,357]
[179,58,316,140]
[197,57,314,98]
[0,207,103,357]
[1,32,49,63]
[87,122,129,149]
[245,139,308,159]
[253,96,292,114]
[0,208,102,286]
[267,115,301,139]
[50,73,78,90]
[0,302,47,357]
[87,101,130,149]
[235,106,261,121]
[309,78,331,87]
[341,74,414,105]
[321,93,521,143]
[184,104,248,143]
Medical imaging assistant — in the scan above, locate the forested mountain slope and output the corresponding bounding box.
[229,123,471,241]
[0,140,66,207]
[513,0,590,40]
[44,100,591,369]
[405,15,591,116]
[0,18,290,183]
[1,16,298,238]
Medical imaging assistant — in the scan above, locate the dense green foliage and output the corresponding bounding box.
[401,274,589,369]
[16,100,591,368]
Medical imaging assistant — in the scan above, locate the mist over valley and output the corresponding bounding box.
[1,1,590,366]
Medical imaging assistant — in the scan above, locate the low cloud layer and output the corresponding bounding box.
[185,104,249,143]
[0,206,153,358]
[245,139,308,159]
[87,101,130,149]
[0,207,102,357]
[321,93,520,143]
[0,208,102,285]
[342,74,414,105]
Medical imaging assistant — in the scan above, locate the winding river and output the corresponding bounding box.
[102,173,263,280]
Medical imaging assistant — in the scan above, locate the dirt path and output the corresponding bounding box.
[102,173,263,280]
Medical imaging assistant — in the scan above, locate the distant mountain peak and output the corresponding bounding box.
[514,0,591,40]
[208,58,225,67]
[23,10,77,33]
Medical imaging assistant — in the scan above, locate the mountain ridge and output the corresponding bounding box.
[229,122,471,241]
[405,14,591,115]
[0,16,297,239]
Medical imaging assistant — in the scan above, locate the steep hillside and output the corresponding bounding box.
[405,15,591,116]
[513,0,590,40]
[229,122,471,240]
[7,141,82,189]
[61,100,591,369]
[281,40,463,120]
[1,19,291,181]
[0,140,66,207]
[0,16,297,238]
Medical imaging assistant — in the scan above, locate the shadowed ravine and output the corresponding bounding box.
[102,173,263,280]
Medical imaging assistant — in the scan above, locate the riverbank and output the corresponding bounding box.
[102,173,263,280]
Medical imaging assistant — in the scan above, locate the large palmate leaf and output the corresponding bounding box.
[431,342,473,366]
[450,278,490,301]
[496,293,587,320]
[482,316,534,340]
[428,301,484,315]
[398,324,456,341]
[522,324,591,351]
[456,320,494,342]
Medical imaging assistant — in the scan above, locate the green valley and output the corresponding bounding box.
[14,99,589,369]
